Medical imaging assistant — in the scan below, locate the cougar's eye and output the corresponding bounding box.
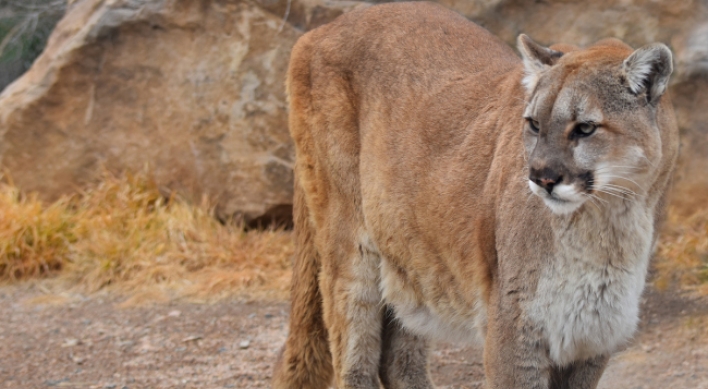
[572,123,597,138]
[526,118,540,134]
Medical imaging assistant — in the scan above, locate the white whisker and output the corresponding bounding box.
[587,192,609,205]
[601,184,639,197]
[598,175,646,192]
[582,193,603,212]
[593,189,639,205]
[594,165,642,171]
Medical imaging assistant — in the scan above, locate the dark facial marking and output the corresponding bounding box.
[578,171,595,193]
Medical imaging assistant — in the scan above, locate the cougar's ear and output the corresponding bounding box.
[623,43,673,104]
[517,34,563,92]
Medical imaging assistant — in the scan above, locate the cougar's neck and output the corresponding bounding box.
[550,197,655,270]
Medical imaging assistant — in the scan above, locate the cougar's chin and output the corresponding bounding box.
[528,180,586,215]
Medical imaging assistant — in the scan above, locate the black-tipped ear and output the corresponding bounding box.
[623,43,673,104]
[517,34,563,92]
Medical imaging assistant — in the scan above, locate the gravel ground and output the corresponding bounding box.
[1,283,706,389]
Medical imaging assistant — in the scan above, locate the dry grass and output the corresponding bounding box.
[655,199,708,295]
[0,171,293,300]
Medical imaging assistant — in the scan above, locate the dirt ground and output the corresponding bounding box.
[1,282,707,389]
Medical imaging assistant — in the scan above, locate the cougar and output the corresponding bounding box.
[273,2,679,388]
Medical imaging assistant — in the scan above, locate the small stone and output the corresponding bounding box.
[182,335,203,343]
[264,313,274,319]
[44,378,69,387]
[104,384,117,389]
[239,340,250,349]
[168,310,181,317]
[62,338,80,347]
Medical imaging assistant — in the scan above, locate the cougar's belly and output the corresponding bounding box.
[359,144,488,344]
[377,256,487,344]
[361,199,486,343]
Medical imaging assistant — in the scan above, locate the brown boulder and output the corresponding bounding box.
[251,0,371,31]
[0,0,301,223]
[670,22,708,208]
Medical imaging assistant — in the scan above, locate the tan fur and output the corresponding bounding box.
[273,2,679,388]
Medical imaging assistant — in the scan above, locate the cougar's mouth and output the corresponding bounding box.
[528,180,586,215]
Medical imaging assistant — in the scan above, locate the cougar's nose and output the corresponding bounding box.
[530,167,563,194]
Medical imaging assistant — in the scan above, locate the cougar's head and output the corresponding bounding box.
[517,35,673,215]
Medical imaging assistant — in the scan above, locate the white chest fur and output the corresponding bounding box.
[529,203,654,366]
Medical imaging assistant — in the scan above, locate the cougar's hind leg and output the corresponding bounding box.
[318,227,384,388]
[379,307,435,389]
[283,14,381,387]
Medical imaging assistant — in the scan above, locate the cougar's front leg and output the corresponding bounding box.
[319,231,384,389]
[484,302,552,389]
[549,354,609,389]
[379,307,434,389]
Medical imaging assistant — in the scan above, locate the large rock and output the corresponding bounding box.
[0,0,301,223]
[251,0,370,31]
[671,22,708,211]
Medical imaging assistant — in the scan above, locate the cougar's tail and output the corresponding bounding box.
[272,32,333,389]
[272,179,333,389]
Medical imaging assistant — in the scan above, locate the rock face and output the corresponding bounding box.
[0,0,302,222]
[0,0,707,222]
[671,21,708,204]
